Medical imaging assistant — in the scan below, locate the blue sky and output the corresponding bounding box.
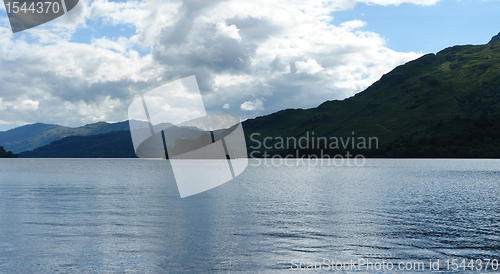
[332,0,500,54]
[0,0,499,131]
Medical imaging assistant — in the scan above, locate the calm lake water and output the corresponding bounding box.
[0,159,499,273]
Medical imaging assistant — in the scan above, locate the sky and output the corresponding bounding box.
[0,0,499,131]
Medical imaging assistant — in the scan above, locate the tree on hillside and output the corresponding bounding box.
[0,146,18,158]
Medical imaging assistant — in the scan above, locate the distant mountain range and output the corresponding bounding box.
[18,131,136,158]
[0,121,130,154]
[2,33,500,158]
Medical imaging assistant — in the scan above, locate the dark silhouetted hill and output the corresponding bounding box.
[489,32,500,44]
[19,131,136,158]
[0,146,18,158]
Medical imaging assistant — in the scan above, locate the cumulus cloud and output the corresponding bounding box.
[0,0,432,127]
[215,22,241,41]
[240,98,265,111]
[340,20,366,30]
[295,59,325,75]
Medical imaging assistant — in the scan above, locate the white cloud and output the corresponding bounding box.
[215,22,241,41]
[0,0,431,127]
[223,103,230,109]
[240,98,265,111]
[340,20,366,30]
[295,59,325,74]
[20,99,40,111]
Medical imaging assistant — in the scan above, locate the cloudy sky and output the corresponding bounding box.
[0,0,499,130]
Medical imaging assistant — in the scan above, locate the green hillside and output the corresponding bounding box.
[244,39,500,158]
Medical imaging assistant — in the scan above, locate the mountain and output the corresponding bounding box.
[19,124,241,159]
[245,37,500,158]
[0,121,130,153]
[19,131,136,158]
[17,34,500,158]
[489,32,500,44]
[19,124,206,158]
